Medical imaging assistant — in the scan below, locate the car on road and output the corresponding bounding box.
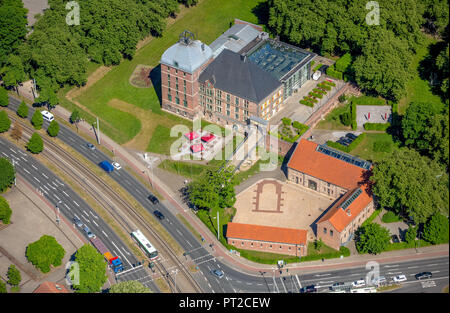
[391,234,400,243]
[351,279,366,288]
[41,110,54,122]
[415,272,433,280]
[346,133,358,140]
[82,226,96,239]
[211,269,224,279]
[371,276,387,286]
[86,143,95,150]
[112,162,122,170]
[392,274,407,283]
[148,195,159,204]
[153,210,165,220]
[99,161,114,173]
[300,285,317,293]
[73,217,83,227]
[331,282,345,289]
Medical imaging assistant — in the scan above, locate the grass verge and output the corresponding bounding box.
[176,213,202,243]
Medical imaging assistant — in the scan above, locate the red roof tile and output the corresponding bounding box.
[226,222,307,245]
[33,281,69,293]
[287,139,367,190]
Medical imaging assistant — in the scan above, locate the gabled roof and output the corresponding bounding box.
[226,222,307,246]
[210,23,263,57]
[287,139,368,190]
[317,187,372,232]
[199,49,282,104]
[33,281,69,293]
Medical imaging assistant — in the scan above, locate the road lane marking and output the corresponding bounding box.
[92,220,99,227]
[111,241,132,267]
[54,194,60,200]
[408,266,419,269]
[64,203,71,211]
[42,173,49,179]
[384,264,399,268]
[102,231,108,237]
[62,191,69,197]
[31,165,38,170]
[272,276,280,293]
[21,156,27,162]
[9,148,16,154]
[185,240,193,248]
[23,168,30,174]
[90,211,98,219]
[33,176,40,183]
[295,275,302,289]
[83,210,89,217]
[176,229,183,236]
[73,200,80,207]
[315,273,331,277]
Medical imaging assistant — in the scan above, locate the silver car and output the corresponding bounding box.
[211,269,224,279]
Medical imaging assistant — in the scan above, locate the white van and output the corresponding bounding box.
[41,110,54,122]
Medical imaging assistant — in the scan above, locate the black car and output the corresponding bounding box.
[153,210,165,220]
[346,133,358,140]
[340,137,353,144]
[330,282,345,291]
[415,272,433,280]
[148,195,159,204]
[300,285,317,293]
[337,139,349,146]
[391,234,400,243]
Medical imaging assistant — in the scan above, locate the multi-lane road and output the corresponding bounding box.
[2,98,448,293]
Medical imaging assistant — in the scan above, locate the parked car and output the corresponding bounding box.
[153,210,165,220]
[41,110,54,122]
[346,133,358,140]
[330,282,346,290]
[112,162,122,170]
[337,139,349,146]
[300,285,317,293]
[371,276,387,286]
[211,269,224,279]
[351,279,366,288]
[340,137,353,144]
[393,275,407,283]
[148,195,159,204]
[82,226,95,239]
[73,217,83,227]
[415,272,433,280]
[99,161,114,173]
[391,234,400,243]
[86,143,95,150]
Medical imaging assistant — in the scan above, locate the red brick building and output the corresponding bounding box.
[287,139,374,250]
[226,222,307,257]
[33,281,70,293]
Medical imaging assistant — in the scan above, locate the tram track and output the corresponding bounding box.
[5,113,203,293]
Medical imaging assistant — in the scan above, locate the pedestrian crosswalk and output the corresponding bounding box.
[421,280,436,288]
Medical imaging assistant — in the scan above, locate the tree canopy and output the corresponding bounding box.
[0,158,15,193]
[73,244,107,293]
[16,101,28,118]
[109,281,151,293]
[47,120,60,137]
[355,223,391,254]
[0,195,12,224]
[25,235,66,273]
[31,110,43,130]
[422,212,449,244]
[7,265,21,286]
[26,132,44,154]
[0,110,11,133]
[371,148,449,224]
[0,87,8,107]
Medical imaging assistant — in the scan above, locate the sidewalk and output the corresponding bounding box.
[51,103,449,278]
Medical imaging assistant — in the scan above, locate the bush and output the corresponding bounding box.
[351,101,357,130]
[7,265,21,286]
[17,101,28,118]
[306,96,318,103]
[281,117,291,126]
[47,120,60,137]
[0,110,11,133]
[292,121,309,136]
[338,94,346,103]
[318,83,331,90]
[326,65,343,80]
[313,63,323,72]
[31,110,43,130]
[422,213,449,244]
[340,112,352,126]
[0,87,8,107]
[335,53,352,73]
[0,196,12,224]
[373,139,392,153]
[355,223,391,255]
[0,280,6,293]
[352,95,386,106]
[363,123,391,131]
[0,158,15,193]
[309,92,323,99]
[300,100,314,107]
[313,88,326,95]
[381,211,402,223]
[27,133,44,154]
[26,235,66,273]
[324,80,336,87]
[405,226,417,244]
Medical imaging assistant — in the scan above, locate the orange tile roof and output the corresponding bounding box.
[317,186,372,232]
[287,139,367,190]
[33,281,69,293]
[226,222,307,245]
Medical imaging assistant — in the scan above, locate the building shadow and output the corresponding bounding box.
[149,64,162,106]
[251,1,270,28]
[309,195,343,237]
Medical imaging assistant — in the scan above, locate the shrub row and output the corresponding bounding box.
[317,82,331,90]
[351,101,357,130]
[352,95,386,106]
[309,92,323,99]
[324,80,336,87]
[313,88,327,95]
[326,65,343,80]
[335,53,352,72]
[281,117,291,126]
[363,122,391,131]
[301,246,350,262]
[292,121,309,136]
[326,132,366,153]
[313,63,323,72]
[300,100,314,107]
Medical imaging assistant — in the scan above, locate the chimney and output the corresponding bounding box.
[240,54,247,62]
[346,209,351,217]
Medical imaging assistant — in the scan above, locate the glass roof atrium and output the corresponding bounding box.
[247,40,310,81]
[317,144,372,170]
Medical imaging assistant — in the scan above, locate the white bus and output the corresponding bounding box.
[41,110,54,122]
[131,230,158,260]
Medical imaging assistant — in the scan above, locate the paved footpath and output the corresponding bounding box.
[51,105,449,278]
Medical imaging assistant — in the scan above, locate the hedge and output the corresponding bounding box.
[313,88,327,95]
[363,123,391,131]
[351,101,357,130]
[326,132,366,153]
[300,100,314,107]
[305,96,318,103]
[309,92,323,99]
[335,53,352,73]
[324,80,336,87]
[292,121,309,136]
[281,117,291,126]
[352,95,386,106]
[301,246,350,262]
[317,83,331,90]
[326,65,343,80]
[313,63,323,72]
[361,209,382,227]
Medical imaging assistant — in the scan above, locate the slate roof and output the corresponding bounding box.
[199,49,282,104]
[210,23,263,58]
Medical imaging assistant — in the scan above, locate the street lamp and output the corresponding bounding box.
[93,117,100,145]
[56,200,62,226]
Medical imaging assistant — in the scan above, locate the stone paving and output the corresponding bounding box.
[309,129,363,145]
[356,105,392,128]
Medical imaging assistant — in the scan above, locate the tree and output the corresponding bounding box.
[25,235,65,273]
[70,109,81,132]
[26,132,44,154]
[0,87,8,107]
[404,226,417,244]
[355,223,391,254]
[0,110,11,133]
[72,244,107,293]
[7,265,21,286]
[422,213,449,244]
[187,167,237,212]
[31,110,43,130]
[16,101,28,118]
[0,158,15,193]
[0,196,12,224]
[109,281,151,293]
[314,238,324,251]
[1,54,26,95]
[47,120,59,137]
[371,148,449,224]
[0,280,6,293]
[11,121,22,142]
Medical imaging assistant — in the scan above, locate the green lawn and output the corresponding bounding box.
[315,102,351,130]
[158,159,212,179]
[351,133,400,163]
[69,0,266,146]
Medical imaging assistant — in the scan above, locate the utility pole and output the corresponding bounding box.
[12,159,16,186]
